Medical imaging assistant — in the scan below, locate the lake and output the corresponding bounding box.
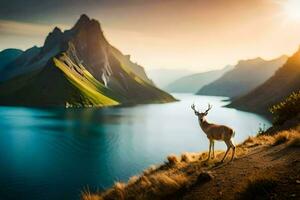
[0,94,271,200]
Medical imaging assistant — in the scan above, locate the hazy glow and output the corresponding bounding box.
[283,0,300,20]
[1,0,300,71]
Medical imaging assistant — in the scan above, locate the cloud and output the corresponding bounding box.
[0,20,69,37]
[0,20,70,50]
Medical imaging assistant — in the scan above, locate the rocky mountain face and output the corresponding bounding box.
[229,48,300,114]
[166,66,232,93]
[197,56,288,98]
[0,14,175,107]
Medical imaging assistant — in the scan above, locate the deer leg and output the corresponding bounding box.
[206,140,212,161]
[230,139,236,161]
[211,141,215,159]
[221,141,230,162]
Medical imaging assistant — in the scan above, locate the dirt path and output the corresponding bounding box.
[182,144,300,200]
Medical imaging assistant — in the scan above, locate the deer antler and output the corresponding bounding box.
[204,103,212,115]
[191,103,198,113]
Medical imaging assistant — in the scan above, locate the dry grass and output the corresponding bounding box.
[239,135,274,148]
[239,128,300,148]
[81,187,103,200]
[82,194,103,200]
[181,152,211,163]
[127,176,139,185]
[142,165,158,176]
[147,173,188,193]
[93,171,191,200]
[273,129,300,146]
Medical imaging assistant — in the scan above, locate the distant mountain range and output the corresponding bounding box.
[197,56,288,98]
[165,66,232,93]
[229,48,300,114]
[146,68,194,88]
[0,14,175,107]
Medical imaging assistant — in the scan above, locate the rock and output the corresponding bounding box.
[196,171,213,184]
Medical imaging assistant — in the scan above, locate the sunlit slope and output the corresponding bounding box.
[53,54,121,107]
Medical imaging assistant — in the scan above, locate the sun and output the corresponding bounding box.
[282,0,300,21]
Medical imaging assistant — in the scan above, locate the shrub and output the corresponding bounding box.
[257,123,267,136]
[273,129,300,147]
[167,155,180,165]
[269,91,300,125]
[273,133,289,146]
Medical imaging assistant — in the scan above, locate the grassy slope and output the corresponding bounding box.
[83,123,300,200]
[53,56,120,107]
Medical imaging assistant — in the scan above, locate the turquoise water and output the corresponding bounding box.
[0,94,271,200]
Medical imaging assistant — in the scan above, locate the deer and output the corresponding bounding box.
[191,103,235,162]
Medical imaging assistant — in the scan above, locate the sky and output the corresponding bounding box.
[1,0,300,72]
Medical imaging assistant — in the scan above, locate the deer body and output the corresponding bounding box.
[192,104,236,162]
[199,121,234,141]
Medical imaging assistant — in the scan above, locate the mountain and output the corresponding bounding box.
[0,48,23,70]
[0,14,175,107]
[229,48,300,114]
[165,66,232,93]
[146,68,194,88]
[197,56,288,98]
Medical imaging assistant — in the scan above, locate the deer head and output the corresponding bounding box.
[191,103,212,121]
